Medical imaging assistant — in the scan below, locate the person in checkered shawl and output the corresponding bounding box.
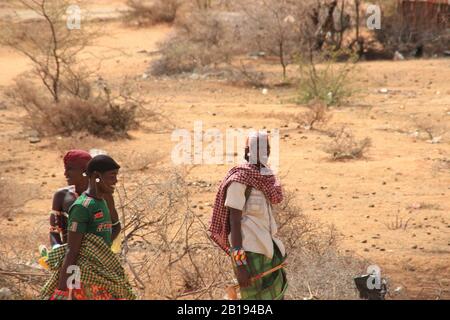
[209,131,288,300]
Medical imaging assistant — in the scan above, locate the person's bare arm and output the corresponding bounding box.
[229,207,251,288]
[50,191,66,245]
[52,190,65,211]
[104,193,121,241]
[57,231,83,291]
[229,208,244,249]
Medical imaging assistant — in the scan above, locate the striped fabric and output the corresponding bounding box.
[237,243,288,300]
[40,233,135,300]
[81,196,93,208]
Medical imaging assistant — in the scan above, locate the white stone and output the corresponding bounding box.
[393,51,405,61]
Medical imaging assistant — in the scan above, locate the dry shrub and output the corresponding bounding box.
[116,168,233,299]
[0,168,366,300]
[238,0,309,80]
[277,191,364,299]
[125,0,182,26]
[226,60,268,88]
[194,0,213,10]
[7,79,138,140]
[150,0,363,83]
[238,0,358,79]
[0,0,98,103]
[111,149,165,173]
[0,221,49,299]
[286,247,364,300]
[324,127,371,161]
[414,118,448,143]
[151,10,236,76]
[116,168,366,299]
[296,102,332,130]
[57,98,137,139]
[0,181,49,299]
[1,1,145,140]
[151,40,204,76]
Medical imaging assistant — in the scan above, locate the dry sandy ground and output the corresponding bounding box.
[0,1,449,300]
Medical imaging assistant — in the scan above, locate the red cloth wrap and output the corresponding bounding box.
[63,150,92,169]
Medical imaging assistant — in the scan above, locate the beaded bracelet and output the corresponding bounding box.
[230,247,248,266]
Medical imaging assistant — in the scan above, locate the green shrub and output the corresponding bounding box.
[296,50,356,106]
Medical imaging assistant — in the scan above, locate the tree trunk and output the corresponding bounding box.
[279,41,287,80]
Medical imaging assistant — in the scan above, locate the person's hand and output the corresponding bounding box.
[236,265,251,288]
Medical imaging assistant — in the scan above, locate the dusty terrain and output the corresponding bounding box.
[0,1,449,300]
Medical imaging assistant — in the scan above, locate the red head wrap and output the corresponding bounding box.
[63,150,92,170]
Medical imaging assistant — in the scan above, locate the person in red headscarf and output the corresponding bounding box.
[49,150,92,246]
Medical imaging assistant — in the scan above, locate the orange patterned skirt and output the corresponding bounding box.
[50,284,123,300]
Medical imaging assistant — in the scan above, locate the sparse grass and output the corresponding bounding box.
[323,127,371,161]
[384,212,412,231]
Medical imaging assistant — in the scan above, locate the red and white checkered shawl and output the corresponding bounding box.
[209,163,283,253]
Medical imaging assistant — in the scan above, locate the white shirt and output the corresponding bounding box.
[225,181,285,259]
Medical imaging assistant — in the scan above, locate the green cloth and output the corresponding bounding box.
[68,193,112,247]
[238,243,287,300]
[40,233,135,300]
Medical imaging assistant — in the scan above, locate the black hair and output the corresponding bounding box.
[86,155,120,176]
